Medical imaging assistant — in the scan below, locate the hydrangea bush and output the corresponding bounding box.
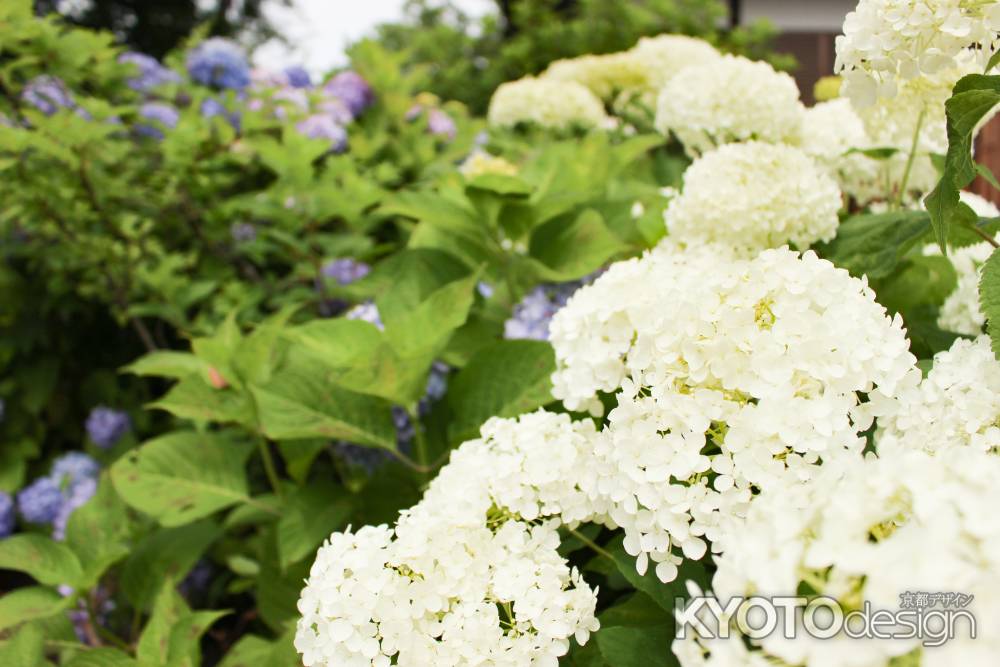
[1,0,1000,665]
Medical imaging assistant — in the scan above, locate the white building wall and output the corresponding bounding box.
[739,0,857,31]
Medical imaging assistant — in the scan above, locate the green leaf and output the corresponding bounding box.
[976,163,1000,192]
[447,340,556,442]
[65,476,131,588]
[465,173,533,196]
[123,352,208,380]
[111,431,253,527]
[0,587,69,632]
[147,378,254,426]
[987,50,1000,74]
[529,209,626,280]
[0,534,83,587]
[121,521,220,609]
[0,621,45,667]
[595,622,674,667]
[276,482,353,568]
[256,558,311,632]
[138,581,228,667]
[65,648,139,667]
[817,211,931,278]
[218,630,297,667]
[978,248,1000,359]
[925,176,960,253]
[251,369,396,448]
[845,146,899,160]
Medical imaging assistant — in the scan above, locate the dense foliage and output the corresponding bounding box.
[1,0,1000,666]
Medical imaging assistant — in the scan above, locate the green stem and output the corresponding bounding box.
[409,406,431,483]
[895,106,927,210]
[256,439,283,499]
[567,527,615,563]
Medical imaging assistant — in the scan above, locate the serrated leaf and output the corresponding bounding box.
[276,483,353,568]
[447,340,556,442]
[978,248,1000,359]
[0,534,83,587]
[111,431,253,526]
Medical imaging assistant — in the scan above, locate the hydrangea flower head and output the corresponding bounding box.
[17,477,64,525]
[323,70,374,117]
[283,65,312,88]
[835,0,1000,106]
[51,452,101,489]
[0,491,14,538]
[295,113,348,153]
[186,38,251,90]
[118,52,181,92]
[542,51,651,100]
[200,97,241,131]
[135,102,179,140]
[488,77,609,130]
[654,55,804,156]
[427,108,457,140]
[85,406,131,449]
[21,75,74,115]
[664,142,843,252]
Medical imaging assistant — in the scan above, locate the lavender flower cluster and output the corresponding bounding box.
[85,406,131,449]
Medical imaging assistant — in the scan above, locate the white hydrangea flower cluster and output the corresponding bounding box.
[920,192,1000,335]
[487,77,609,130]
[549,243,917,580]
[654,55,805,156]
[295,411,601,667]
[626,34,722,93]
[680,448,1000,667]
[875,335,1000,456]
[542,52,651,101]
[664,141,842,251]
[835,0,1000,106]
[800,98,883,201]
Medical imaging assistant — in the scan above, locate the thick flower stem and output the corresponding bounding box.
[567,527,615,563]
[895,106,926,210]
[257,438,283,499]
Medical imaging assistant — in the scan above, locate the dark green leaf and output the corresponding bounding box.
[277,483,353,568]
[530,209,626,280]
[978,248,1000,359]
[121,521,219,609]
[817,211,930,278]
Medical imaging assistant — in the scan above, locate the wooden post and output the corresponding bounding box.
[973,115,1000,206]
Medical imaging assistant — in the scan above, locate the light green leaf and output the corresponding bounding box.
[111,431,253,526]
[123,352,208,380]
[0,587,69,632]
[0,534,83,587]
[447,340,556,442]
[147,378,254,426]
[65,648,139,667]
[0,621,45,667]
[65,476,131,588]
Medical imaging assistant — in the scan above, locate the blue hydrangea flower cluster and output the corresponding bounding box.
[17,452,100,535]
[118,52,182,92]
[323,71,374,117]
[135,102,180,140]
[200,97,241,130]
[284,65,312,88]
[0,491,15,538]
[296,113,348,153]
[85,406,131,449]
[186,38,251,91]
[504,283,582,341]
[321,258,370,285]
[21,75,74,115]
